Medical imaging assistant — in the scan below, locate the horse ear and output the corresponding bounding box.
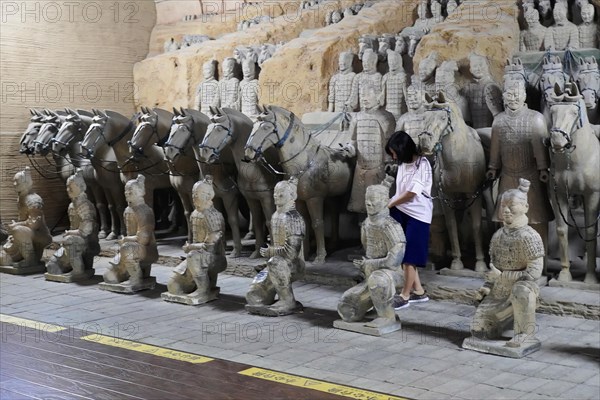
[424,92,434,103]
[553,82,562,96]
[99,110,108,118]
[180,107,186,116]
[172,107,180,116]
[30,109,36,116]
[217,107,224,115]
[257,104,263,113]
[568,82,580,97]
[579,57,585,65]
[437,92,446,104]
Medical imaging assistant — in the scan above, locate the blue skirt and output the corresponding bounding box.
[390,207,430,267]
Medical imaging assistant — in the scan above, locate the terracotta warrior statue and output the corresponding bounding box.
[163,177,227,305]
[219,57,240,110]
[519,6,547,52]
[239,58,260,120]
[336,179,406,334]
[544,3,580,50]
[45,169,100,282]
[346,49,382,112]
[245,178,306,316]
[435,60,471,124]
[446,0,459,16]
[463,53,502,129]
[340,84,396,214]
[381,50,408,120]
[465,179,544,356]
[395,84,427,144]
[195,59,220,115]
[487,79,553,259]
[328,52,356,112]
[578,3,598,49]
[101,175,158,292]
[0,167,52,274]
[399,2,434,41]
[413,51,438,99]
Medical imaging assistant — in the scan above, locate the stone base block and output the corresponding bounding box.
[0,263,45,275]
[462,336,541,358]
[99,277,156,294]
[333,316,401,337]
[45,269,95,283]
[161,287,220,305]
[440,268,485,279]
[548,279,600,292]
[245,301,303,317]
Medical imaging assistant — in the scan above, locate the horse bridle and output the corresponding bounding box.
[51,119,84,151]
[129,120,161,156]
[547,102,584,154]
[82,120,134,156]
[247,112,295,158]
[163,117,197,157]
[418,107,453,154]
[198,113,234,159]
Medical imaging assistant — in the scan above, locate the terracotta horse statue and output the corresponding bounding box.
[52,109,115,238]
[533,55,570,120]
[244,105,354,263]
[164,108,245,256]
[575,57,600,125]
[130,107,199,241]
[19,109,45,155]
[31,110,76,181]
[547,83,600,284]
[198,106,281,258]
[419,92,490,272]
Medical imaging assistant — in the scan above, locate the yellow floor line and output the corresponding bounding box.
[239,367,408,400]
[0,314,66,332]
[80,334,213,364]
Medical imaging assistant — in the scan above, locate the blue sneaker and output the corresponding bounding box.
[392,295,410,310]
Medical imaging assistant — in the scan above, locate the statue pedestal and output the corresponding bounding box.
[161,287,220,305]
[462,336,541,358]
[45,269,95,283]
[245,301,303,317]
[548,279,600,292]
[99,277,156,293]
[0,263,45,275]
[333,315,402,336]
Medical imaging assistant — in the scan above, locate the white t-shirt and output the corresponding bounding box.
[391,156,433,223]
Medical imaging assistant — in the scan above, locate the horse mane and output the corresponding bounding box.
[181,108,211,125]
[219,107,254,125]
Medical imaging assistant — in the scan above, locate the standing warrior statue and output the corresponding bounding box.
[46,169,100,282]
[328,52,356,113]
[336,179,406,335]
[340,84,396,214]
[413,51,438,99]
[0,167,52,274]
[464,179,544,357]
[195,59,220,115]
[519,6,547,52]
[463,53,502,129]
[381,50,408,120]
[101,175,158,292]
[487,80,553,258]
[219,57,240,110]
[246,178,305,317]
[578,3,598,49]
[544,3,580,50]
[239,58,260,120]
[346,49,382,112]
[395,84,427,144]
[163,177,227,305]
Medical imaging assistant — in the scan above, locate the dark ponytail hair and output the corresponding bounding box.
[385,131,418,164]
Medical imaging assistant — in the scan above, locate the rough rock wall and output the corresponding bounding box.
[134,0,363,110]
[0,1,155,228]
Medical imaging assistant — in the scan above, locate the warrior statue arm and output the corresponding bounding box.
[486,122,502,179]
[475,262,501,299]
[327,76,337,112]
[195,86,202,110]
[519,34,526,52]
[188,230,223,252]
[531,114,550,182]
[344,75,359,111]
[261,234,303,259]
[361,242,405,276]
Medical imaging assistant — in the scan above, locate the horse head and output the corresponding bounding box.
[419,92,454,155]
[129,107,173,159]
[244,105,283,162]
[164,107,196,163]
[540,56,567,101]
[52,108,90,156]
[575,57,599,110]
[548,82,588,153]
[19,109,44,154]
[81,109,133,158]
[33,110,64,156]
[198,106,235,164]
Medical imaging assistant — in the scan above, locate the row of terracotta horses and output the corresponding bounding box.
[19,81,598,282]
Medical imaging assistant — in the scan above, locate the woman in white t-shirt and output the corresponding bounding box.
[385,131,433,310]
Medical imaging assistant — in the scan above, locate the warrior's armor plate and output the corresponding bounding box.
[347,72,383,111]
[362,216,406,272]
[196,80,220,115]
[219,78,240,110]
[578,24,598,49]
[396,111,425,144]
[464,79,499,128]
[239,79,259,118]
[520,26,546,52]
[544,23,580,50]
[190,208,226,256]
[328,72,356,112]
[271,209,305,248]
[382,72,407,119]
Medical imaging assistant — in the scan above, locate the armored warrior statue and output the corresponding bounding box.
[395,84,427,144]
[537,0,553,27]
[219,57,240,110]
[195,60,220,115]
[101,175,158,292]
[578,3,598,49]
[328,52,356,112]
[435,60,471,124]
[335,179,406,335]
[463,53,502,129]
[246,178,306,316]
[413,51,438,99]
[0,167,52,274]
[544,3,580,50]
[381,50,408,120]
[346,49,382,112]
[163,177,227,305]
[463,179,544,357]
[487,80,553,257]
[446,0,459,16]
[340,84,396,213]
[519,6,547,52]
[239,58,260,120]
[45,169,100,282]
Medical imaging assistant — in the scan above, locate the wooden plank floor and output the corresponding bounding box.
[0,321,398,400]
